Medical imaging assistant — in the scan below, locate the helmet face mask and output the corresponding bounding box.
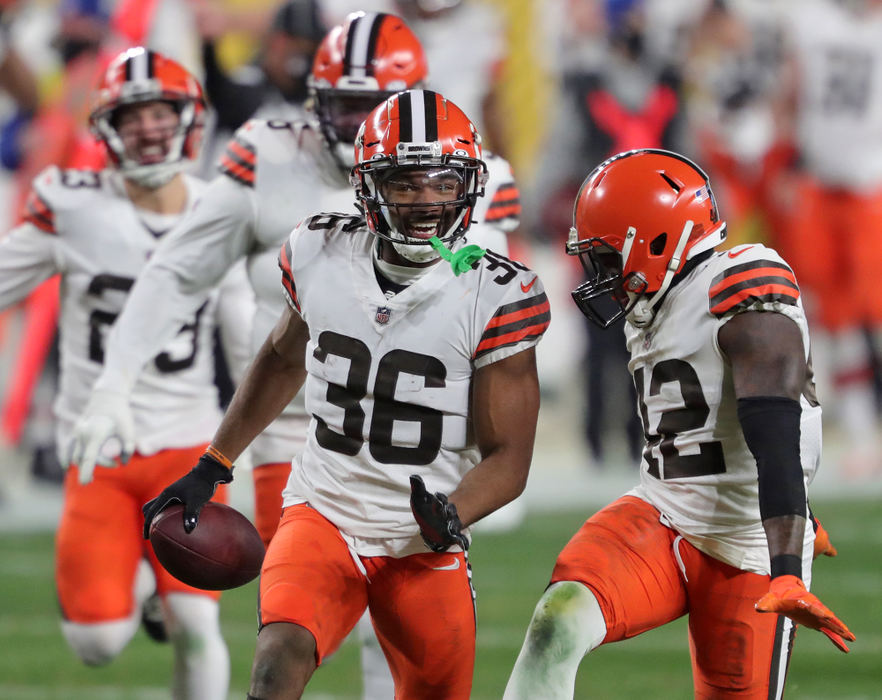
[353,90,487,264]
[567,149,727,328]
[89,47,205,189]
[308,12,428,169]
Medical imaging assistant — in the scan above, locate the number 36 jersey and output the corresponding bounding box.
[625,244,822,575]
[0,166,244,457]
[278,214,550,557]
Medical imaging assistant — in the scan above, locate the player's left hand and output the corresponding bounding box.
[756,575,855,652]
[813,517,838,559]
[409,475,469,553]
[66,389,136,484]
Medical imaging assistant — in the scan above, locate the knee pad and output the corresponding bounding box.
[61,618,137,666]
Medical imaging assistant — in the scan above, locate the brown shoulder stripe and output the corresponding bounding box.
[709,259,798,316]
[277,239,299,312]
[23,189,56,234]
[218,136,256,187]
[475,292,550,359]
[484,182,521,221]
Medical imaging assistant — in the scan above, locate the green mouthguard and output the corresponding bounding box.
[429,236,486,276]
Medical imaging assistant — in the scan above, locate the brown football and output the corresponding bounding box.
[149,502,264,590]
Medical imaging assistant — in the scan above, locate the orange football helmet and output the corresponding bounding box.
[352,89,487,263]
[89,47,206,187]
[567,149,727,328]
[308,11,428,167]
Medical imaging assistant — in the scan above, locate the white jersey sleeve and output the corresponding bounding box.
[97,168,257,393]
[0,222,60,310]
[277,214,550,557]
[466,151,520,257]
[625,244,821,575]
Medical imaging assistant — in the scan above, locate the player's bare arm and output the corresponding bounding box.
[143,305,308,536]
[211,304,309,462]
[449,346,540,527]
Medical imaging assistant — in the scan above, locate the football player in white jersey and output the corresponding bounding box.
[66,11,522,698]
[504,149,854,700]
[141,88,548,699]
[775,0,882,477]
[0,48,243,699]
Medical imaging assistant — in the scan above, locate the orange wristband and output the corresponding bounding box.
[205,445,233,470]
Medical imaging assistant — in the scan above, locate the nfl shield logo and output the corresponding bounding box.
[376,306,391,324]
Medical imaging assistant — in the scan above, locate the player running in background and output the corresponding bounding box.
[504,149,853,699]
[142,88,548,699]
[0,47,251,699]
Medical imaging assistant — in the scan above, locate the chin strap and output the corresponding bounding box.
[429,236,486,276]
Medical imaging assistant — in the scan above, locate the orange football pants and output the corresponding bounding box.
[251,461,290,547]
[260,504,476,699]
[552,496,794,699]
[779,178,882,330]
[58,444,227,623]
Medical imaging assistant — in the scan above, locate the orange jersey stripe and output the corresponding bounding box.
[219,155,255,187]
[485,203,522,220]
[710,283,800,316]
[23,190,56,234]
[475,293,550,359]
[485,297,550,329]
[277,240,299,311]
[709,266,797,299]
[227,140,256,168]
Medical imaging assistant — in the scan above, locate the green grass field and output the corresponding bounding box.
[1,497,879,699]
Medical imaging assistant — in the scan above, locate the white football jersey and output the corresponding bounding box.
[108,117,521,466]
[625,244,821,575]
[277,213,549,557]
[0,167,245,457]
[785,0,882,189]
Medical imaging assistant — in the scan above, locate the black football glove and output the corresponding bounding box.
[142,453,233,538]
[409,474,469,553]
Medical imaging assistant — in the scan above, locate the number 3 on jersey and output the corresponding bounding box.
[634,359,726,480]
[313,330,444,465]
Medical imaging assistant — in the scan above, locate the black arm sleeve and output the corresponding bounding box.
[737,395,807,522]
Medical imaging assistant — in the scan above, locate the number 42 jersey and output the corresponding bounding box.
[278,213,550,557]
[625,243,822,575]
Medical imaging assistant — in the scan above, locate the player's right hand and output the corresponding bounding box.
[142,452,233,538]
[66,389,136,484]
[756,575,855,652]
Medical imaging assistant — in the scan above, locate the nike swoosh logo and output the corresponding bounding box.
[728,246,754,258]
[520,276,537,293]
[432,558,461,571]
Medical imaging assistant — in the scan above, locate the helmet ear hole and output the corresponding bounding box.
[649,233,667,255]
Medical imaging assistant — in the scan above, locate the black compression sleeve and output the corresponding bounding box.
[737,396,807,521]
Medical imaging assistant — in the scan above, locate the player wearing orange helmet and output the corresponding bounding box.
[505,149,854,699]
[67,12,522,699]
[0,47,254,699]
[141,88,548,699]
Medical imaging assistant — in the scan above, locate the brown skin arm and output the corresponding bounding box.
[448,347,540,527]
[211,305,309,462]
[717,310,807,565]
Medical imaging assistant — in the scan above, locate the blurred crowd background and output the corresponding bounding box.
[2,0,882,523]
